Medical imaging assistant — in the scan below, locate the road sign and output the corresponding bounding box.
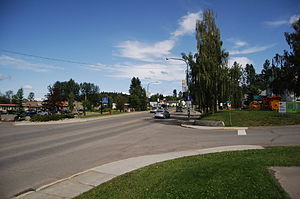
[279,102,286,113]
[102,97,109,104]
[186,101,192,108]
[186,96,192,101]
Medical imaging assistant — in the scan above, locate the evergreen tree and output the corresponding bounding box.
[243,64,260,103]
[116,94,125,112]
[15,88,24,111]
[129,77,147,111]
[284,18,300,96]
[229,62,243,108]
[28,92,35,101]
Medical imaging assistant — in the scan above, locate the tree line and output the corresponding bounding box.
[183,9,299,114]
[0,77,149,112]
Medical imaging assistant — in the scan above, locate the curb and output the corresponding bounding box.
[181,124,248,130]
[13,111,147,126]
[14,145,263,199]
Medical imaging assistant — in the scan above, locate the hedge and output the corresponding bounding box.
[31,113,75,122]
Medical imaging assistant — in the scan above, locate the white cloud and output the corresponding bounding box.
[115,40,175,62]
[264,20,288,27]
[264,14,300,27]
[107,62,185,81]
[115,11,202,62]
[172,11,202,37]
[228,57,254,68]
[289,14,300,25]
[227,38,248,49]
[23,85,33,90]
[0,55,64,72]
[83,63,111,71]
[229,45,274,55]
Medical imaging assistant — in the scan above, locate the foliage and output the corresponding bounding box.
[30,113,74,122]
[260,19,300,97]
[76,147,300,199]
[44,86,63,111]
[28,92,35,101]
[116,94,125,111]
[129,77,147,111]
[80,82,100,110]
[242,64,261,104]
[43,79,100,111]
[183,9,229,113]
[14,88,24,112]
[229,62,243,108]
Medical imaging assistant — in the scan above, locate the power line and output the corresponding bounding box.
[1,49,97,66]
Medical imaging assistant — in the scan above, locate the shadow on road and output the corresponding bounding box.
[147,112,201,126]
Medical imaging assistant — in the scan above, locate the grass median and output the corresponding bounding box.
[201,110,300,126]
[76,146,300,199]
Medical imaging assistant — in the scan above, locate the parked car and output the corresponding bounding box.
[154,110,170,119]
[150,107,159,113]
[25,110,37,117]
[37,110,49,115]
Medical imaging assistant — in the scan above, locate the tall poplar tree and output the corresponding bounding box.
[183,9,228,113]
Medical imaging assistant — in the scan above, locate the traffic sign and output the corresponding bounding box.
[186,96,192,101]
[102,97,109,104]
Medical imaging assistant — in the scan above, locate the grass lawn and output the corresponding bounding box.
[78,111,126,118]
[201,110,300,126]
[76,146,300,199]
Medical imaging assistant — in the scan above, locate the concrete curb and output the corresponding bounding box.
[14,145,263,199]
[181,124,248,130]
[13,111,147,126]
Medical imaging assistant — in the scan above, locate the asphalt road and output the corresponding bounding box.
[0,111,300,198]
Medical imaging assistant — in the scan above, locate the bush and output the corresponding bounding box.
[63,113,75,119]
[103,108,112,112]
[31,113,75,122]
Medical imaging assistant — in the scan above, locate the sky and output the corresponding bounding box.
[0,0,299,100]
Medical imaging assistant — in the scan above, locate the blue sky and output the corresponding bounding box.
[0,0,299,99]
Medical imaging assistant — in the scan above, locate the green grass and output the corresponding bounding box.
[76,146,300,199]
[78,111,126,118]
[201,110,300,126]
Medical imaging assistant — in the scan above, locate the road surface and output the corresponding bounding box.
[0,111,300,198]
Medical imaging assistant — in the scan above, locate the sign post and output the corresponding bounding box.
[101,97,109,114]
[185,96,192,120]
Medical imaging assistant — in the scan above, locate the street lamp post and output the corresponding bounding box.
[166,57,190,120]
[146,81,160,108]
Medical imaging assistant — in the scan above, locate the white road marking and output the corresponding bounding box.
[238,129,247,136]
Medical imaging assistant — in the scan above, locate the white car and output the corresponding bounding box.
[154,110,170,119]
[37,110,49,115]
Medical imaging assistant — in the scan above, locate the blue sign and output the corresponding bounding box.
[102,97,109,104]
[186,96,192,101]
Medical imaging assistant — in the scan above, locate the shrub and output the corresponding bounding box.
[103,108,112,112]
[30,113,75,122]
[63,113,75,119]
[31,114,63,122]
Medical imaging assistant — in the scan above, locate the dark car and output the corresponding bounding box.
[154,110,170,119]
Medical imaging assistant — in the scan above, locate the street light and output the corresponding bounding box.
[147,81,160,97]
[166,57,190,120]
[146,81,160,109]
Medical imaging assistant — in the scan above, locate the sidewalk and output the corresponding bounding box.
[15,145,264,199]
